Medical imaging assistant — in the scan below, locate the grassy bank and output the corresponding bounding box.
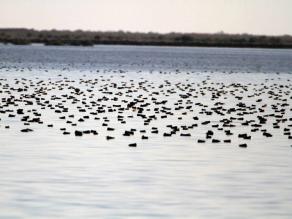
[1,28,292,48]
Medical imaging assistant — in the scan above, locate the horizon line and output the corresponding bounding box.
[1,27,291,37]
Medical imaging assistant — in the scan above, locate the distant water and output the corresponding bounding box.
[1,44,292,73]
[0,45,292,219]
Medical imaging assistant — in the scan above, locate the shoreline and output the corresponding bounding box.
[1,42,292,50]
[1,28,292,49]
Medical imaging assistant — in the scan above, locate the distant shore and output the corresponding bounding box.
[1,28,292,49]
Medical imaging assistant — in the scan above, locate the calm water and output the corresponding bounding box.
[0,45,292,219]
[1,44,292,72]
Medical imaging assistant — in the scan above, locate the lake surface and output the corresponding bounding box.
[0,45,292,219]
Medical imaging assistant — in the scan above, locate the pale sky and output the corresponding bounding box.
[0,0,292,35]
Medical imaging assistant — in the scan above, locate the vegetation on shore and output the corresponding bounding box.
[0,28,292,48]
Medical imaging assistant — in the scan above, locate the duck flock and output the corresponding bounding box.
[0,69,292,148]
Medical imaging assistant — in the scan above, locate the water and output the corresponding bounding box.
[0,45,292,219]
[1,44,292,72]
